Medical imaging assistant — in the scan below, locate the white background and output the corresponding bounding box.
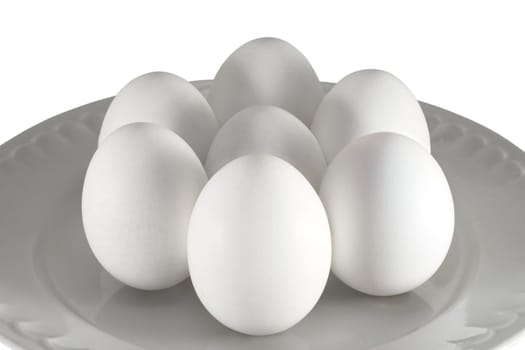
[1,1,525,149]
[1,1,524,349]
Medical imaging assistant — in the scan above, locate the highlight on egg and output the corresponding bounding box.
[99,71,218,162]
[311,69,431,163]
[82,122,207,290]
[320,132,454,296]
[208,37,324,126]
[205,105,326,189]
[188,154,332,336]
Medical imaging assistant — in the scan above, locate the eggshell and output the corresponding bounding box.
[311,69,431,162]
[188,154,331,335]
[82,123,207,290]
[99,72,218,162]
[208,37,323,126]
[320,133,454,296]
[205,105,326,189]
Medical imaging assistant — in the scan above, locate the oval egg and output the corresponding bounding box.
[311,69,430,162]
[208,37,323,126]
[99,72,218,162]
[188,154,331,335]
[320,132,454,296]
[205,105,326,189]
[82,122,207,290]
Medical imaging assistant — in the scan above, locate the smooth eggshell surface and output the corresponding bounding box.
[320,133,454,296]
[99,72,218,162]
[205,105,326,189]
[311,69,430,162]
[83,123,207,290]
[208,37,323,126]
[188,155,331,335]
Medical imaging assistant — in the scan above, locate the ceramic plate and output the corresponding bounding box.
[1,81,525,350]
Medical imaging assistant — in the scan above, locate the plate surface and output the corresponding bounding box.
[1,81,525,350]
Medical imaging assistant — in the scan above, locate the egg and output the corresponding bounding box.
[82,123,207,290]
[208,37,323,126]
[99,72,218,162]
[188,155,331,335]
[205,105,326,189]
[320,133,454,296]
[311,69,431,162]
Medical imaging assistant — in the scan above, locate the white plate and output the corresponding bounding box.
[1,81,525,350]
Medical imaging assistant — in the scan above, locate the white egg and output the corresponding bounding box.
[188,155,331,335]
[82,123,207,290]
[311,69,430,162]
[99,72,218,162]
[205,105,326,189]
[320,133,454,296]
[208,37,323,126]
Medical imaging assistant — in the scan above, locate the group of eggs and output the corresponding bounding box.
[82,37,455,336]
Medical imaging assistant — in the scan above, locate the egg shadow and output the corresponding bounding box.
[94,273,432,350]
[94,276,309,350]
[94,278,225,349]
[290,275,434,349]
[205,331,308,350]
